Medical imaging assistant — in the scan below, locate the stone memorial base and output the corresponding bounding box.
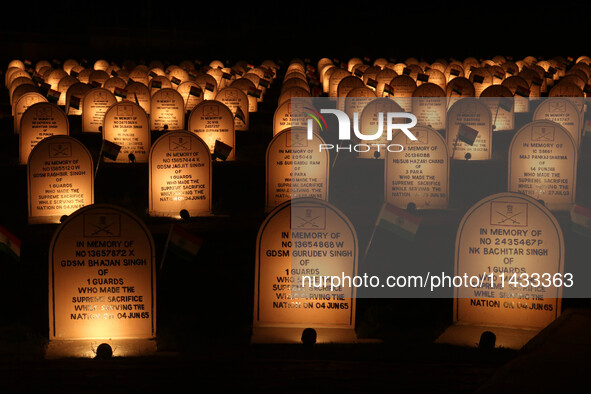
[435,323,540,350]
[251,327,358,344]
[45,339,157,359]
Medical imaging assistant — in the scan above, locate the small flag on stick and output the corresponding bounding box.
[102,139,121,161]
[165,224,204,263]
[457,123,479,146]
[376,203,421,241]
[213,140,233,161]
[189,85,202,97]
[0,225,21,262]
[46,89,60,103]
[114,87,127,99]
[498,97,513,112]
[234,106,246,123]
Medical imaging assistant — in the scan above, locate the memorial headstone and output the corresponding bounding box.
[47,204,156,357]
[385,126,449,209]
[265,128,329,212]
[149,131,212,217]
[27,135,94,224]
[508,120,576,211]
[252,198,358,343]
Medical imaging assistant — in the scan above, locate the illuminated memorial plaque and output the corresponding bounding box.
[231,78,259,112]
[149,131,211,217]
[82,88,117,133]
[508,120,576,211]
[103,102,150,163]
[65,83,92,116]
[547,81,584,116]
[48,204,156,352]
[47,70,68,91]
[322,66,337,93]
[93,59,110,71]
[103,77,127,102]
[479,85,515,131]
[27,135,93,224]
[215,87,249,131]
[358,98,405,159]
[412,83,446,130]
[272,100,315,136]
[278,87,311,108]
[375,68,397,97]
[446,77,475,109]
[389,75,416,112]
[150,88,185,131]
[265,129,329,212]
[336,76,365,111]
[11,84,41,115]
[328,68,351,99]
[177,81,204,113]
[424,68,447,91]
[502,76,530,113]
[385,126,449,209]
[14,92,48,134]
[344,87,376,120]
[9,76,34,103]
[469,68,493,97]
[188,100,235,160]
[149,75,172,94]
[281,77,310,93]
[89,70,110,87]
[446,98,492,160]
[128,68,149,86]
[125,81,151,115]
[440,192,564,349]
[20,103,69,165]
[252,198,358,343]
[195,74,218,101]
[57,76,78,106]
[533,98,581,148]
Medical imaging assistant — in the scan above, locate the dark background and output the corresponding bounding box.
[1,2,590,65]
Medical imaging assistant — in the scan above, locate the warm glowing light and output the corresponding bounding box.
[252,198,358,344]
[49,204,156,341]
[20,102,69,164]
[149,131,212,217]
[82,88,117,133]
[508,120,576,211]
[27,135,93,224]
[385,126,449,209]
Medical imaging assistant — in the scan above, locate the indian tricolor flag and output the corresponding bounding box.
[205,81,215,92]
[151,79,162,89]
[213,140,233,161]
[383,83,394,95]
[189,85,202,97]
[166,224,203,262]
[457,123,479,146]
[47,89,61,103]
[571,204,591,238]
[376,203,421,241]
[102,139,122,161]
[0,225,20,261]
[234,106,246,123]
[114,87,127,99]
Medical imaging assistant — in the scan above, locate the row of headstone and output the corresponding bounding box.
[7,58,280,137]
[16,98,238,164]
[45,192,567,349]
[264,116,576,214]
[27,130,213,224]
